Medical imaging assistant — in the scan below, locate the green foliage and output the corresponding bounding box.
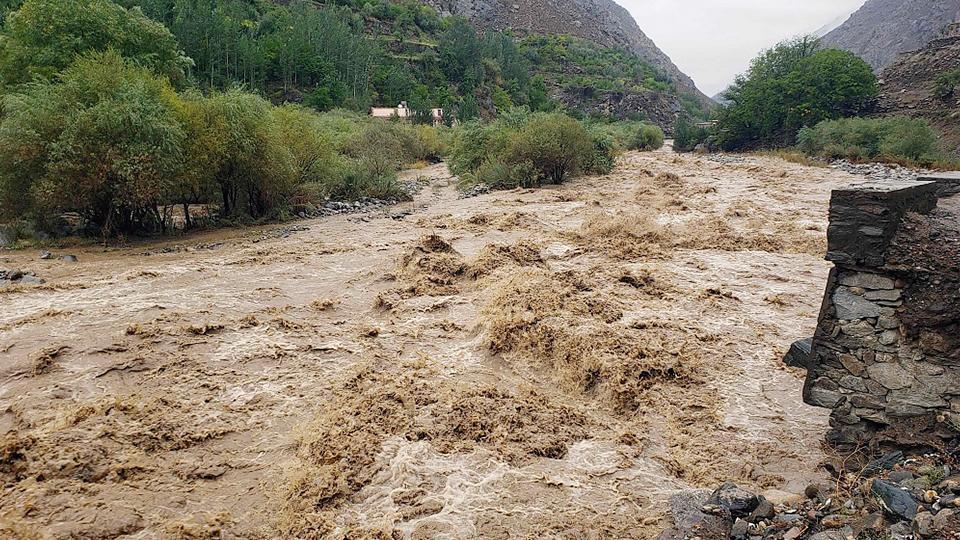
[508,113,595,183]
[0,49,445,236]
[673,117,709,153]
[584,130,617,174]
[934,68,960,99]
[797,116,941,163]
[0,51,185,234]
[521,34,673,96]
[450,110,606,188]
[0,0,191,87]
[716,37,877,150]
[630,123,665,151]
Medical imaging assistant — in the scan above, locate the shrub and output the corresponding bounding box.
[271,104,338,186]
[673,117,709,153]
[797,116,941,163]
[584,130,616,174]
[934,68,960,100]
[506,113,595,184]
[451,112,610,188]
[187,89,296,219]
[630,123,664,151]
[0,51,185,235]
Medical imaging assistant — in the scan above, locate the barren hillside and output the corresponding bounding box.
[821,0,960,71]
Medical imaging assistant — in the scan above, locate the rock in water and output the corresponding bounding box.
[783,337,813,368]
[706,482,761,517]
[39,250,53,260]
[871,480,918,521]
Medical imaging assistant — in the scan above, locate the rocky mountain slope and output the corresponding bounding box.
[875,24,960,155]
[422,0,709,104]
[821,0,960,71]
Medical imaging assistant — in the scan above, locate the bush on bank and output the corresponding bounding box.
[797,116,942,164]
[0,51,446,236]
[449,109,615,189]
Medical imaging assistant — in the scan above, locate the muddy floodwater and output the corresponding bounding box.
[0,149,860,538]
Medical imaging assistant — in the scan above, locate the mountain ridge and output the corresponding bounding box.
[821,0,960,71]
[421,0,709,104]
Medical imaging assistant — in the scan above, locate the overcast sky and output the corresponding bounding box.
[619,0,868,96]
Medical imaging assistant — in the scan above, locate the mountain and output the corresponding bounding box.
[422,0,710,104]
[875,23,960,155]
[812,12,851,38]
[821,0,960,71]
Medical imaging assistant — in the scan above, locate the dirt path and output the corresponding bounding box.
[0,151,859,538]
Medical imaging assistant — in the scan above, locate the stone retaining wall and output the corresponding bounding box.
[798,173,960,448]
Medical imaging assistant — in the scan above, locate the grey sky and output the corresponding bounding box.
[618,0,868,95]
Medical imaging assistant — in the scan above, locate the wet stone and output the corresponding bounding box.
[808,384,844,408]
[834,288,883,320]
[879,329,901,346]
[878,314,900,330]
[706,482,760,517]
[840,273,896,290]
[839,353,865,376]
[865,289,902,302]
[866,363,914,390]
[872,480,919,520]
[839,375,868,392]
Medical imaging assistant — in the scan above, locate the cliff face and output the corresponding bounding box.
[422,0,707,102]
[821,0,960,72]
[875,27,960,155]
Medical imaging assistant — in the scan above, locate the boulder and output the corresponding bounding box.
[656,489,731,540]
[872,480,919,521]
[784,337,813,368]
[706,482,760,517]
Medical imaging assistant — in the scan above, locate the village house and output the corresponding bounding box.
[370,101,445,125]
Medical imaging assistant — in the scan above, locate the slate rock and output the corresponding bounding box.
[840,272,896,290]
[660,489,731,540]
[810,527,853,540]
[866,363,914,391]
[890,520,913,540]
[747,498,775,522]
[784,337,813,368]
[872,480,919,521]
[834,287,882,319]
[706,482,760,517]
[864,451,904,475]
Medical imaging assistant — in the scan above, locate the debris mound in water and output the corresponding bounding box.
[578,210,668,259]
[467,240,545,278]
[396,234,466,296]
[482,267,702,413]
[278,358,592,537]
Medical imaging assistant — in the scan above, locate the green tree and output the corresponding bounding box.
[0,0,192,87]
[0,51,185,234]
[716,37,877,150]
[507,113,595,184]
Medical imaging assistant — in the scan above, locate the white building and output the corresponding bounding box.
[370,101,445,125]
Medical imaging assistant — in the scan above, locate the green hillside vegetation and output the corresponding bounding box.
[1,0,662,239]
[521,34,707,120]
[714,37,877,151]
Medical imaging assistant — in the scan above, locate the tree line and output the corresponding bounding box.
[0,0,447,237]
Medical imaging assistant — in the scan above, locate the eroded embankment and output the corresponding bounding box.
[0,153,854,538]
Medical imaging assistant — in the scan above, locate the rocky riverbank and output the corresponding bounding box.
[658,447,960,539]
